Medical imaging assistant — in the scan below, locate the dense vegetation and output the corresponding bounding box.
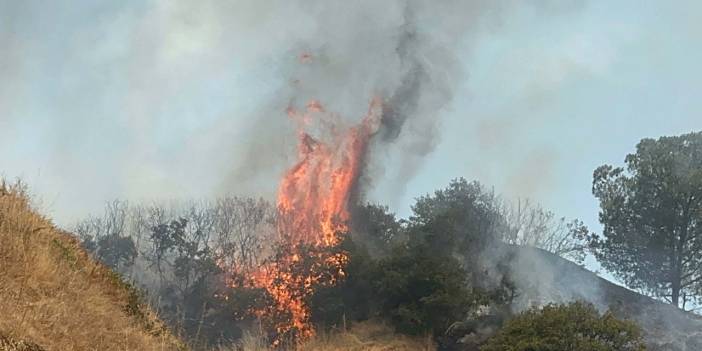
[63,131,702,349]
[72,178,589,349]
[481,302,646,351]
[8,131,701,350]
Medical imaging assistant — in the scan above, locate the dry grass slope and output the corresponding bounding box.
[0,182,185,351]
[0,181,431,351]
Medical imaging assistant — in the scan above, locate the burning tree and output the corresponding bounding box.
[227,98,383,345]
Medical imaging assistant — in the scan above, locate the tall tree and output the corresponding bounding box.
[591,132,702,309]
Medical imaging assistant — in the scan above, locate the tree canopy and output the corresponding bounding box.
[591,131,702,309]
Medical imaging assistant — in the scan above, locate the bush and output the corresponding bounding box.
[481,302,646,351]
[373,242,476,336]
[307,236,478,338]
[307,237,377,327]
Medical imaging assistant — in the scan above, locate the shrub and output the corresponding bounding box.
[373,242,475,336]
[481,302,646,351]
[307,237,377,327]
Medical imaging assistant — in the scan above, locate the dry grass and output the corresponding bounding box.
[0,181,433,351]
[0,182,185,351]
[0,334,44,351]
[235,321,435,351]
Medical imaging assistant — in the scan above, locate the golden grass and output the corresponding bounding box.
[0,181,433,351]
[0,182,185,351]
[235,321,435,351]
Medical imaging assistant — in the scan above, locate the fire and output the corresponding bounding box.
[279,97,382,246]
[239,97,382,344]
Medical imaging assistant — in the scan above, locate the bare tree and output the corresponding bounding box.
[499,199,589,264]
[212,197,275,274]
[73,200,135,270]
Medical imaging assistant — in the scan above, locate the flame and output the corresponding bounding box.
[239,97,382,344]
[279,97,381,246]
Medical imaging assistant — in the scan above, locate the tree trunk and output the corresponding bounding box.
[671,257,682,307]
[672,280,680,307]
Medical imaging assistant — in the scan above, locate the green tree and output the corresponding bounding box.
[96,234,137,270]
[374,242,476,336]
[482,302,646,351]
[307,237,377,327]
[350,203,403,255]
[591,132,702,309]
[409,178,503,258]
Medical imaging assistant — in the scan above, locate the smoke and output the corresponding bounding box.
[0,0,588,226]
[223,0,505,203]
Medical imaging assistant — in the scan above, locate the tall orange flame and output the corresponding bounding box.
[243,97,382,344]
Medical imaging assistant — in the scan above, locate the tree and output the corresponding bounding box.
[307,237,377,327]
[409,178,589,266]
[373,241,476,336]
[482,302,646,351]
[408,178,503,258]
[96,234,137,270]
[591,132,702,309]
[73,200,136,271]
[350,203,403,255]
[499,199,589,264]
[72,197,276,348]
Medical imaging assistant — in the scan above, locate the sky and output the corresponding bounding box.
[1,0,700,253]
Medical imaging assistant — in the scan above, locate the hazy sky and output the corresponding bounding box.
[1,0,700,247]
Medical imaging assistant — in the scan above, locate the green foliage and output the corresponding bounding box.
[351,203,403,255]
[482,302,646,351]
[404,178,518,302]
[306,237,478,338]
[149,217,188,270]
[96,234,137,270]
[591,131,702,308]
[73,179,590,347]
[306,184,519,339]
[373,242,476,336]
[408,178,503,256]
[307,237,377,326]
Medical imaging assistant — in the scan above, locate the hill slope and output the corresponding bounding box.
[509,247,702,351]
[0,183,184,351]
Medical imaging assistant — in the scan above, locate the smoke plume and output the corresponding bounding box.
[0,0,588,226]
[225,0,503,203]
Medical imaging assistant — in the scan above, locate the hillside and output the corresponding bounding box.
[3,179,701,351]
[0,183,185,351]
[508,247,702,351]
[0,183,433,351]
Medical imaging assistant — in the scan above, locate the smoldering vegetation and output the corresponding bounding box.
[73,197,277,346]
[71,178,595,350]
